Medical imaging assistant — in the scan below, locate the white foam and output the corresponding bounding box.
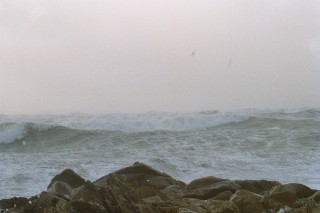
[0,112,250,132]
[0,123,26,144]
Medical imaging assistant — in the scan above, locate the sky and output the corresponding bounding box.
[0,0,319,114]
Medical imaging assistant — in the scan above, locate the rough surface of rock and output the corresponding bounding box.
[183,180,240,200]
[230,190,263,213]
[235,179,281,194]
[211,191,233,201]
[1,162,319,213]
[47,168,86,189]
[270,183,316,199]
[206,200,240,213]
[186,176,229,190]
[0,197,28,209]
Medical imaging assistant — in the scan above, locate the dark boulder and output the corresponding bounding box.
[0,197,28,209]
[47,168,85,189]
[235,179,281,194]
[230,190,263,213]
[186,176,228,190]
[183,180,240,200]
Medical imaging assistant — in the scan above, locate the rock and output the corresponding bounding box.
[235,180,281,195]
[266,183,315,208]
[230,190,263,213]
[71,180,106,211]
[24,192,70,213]
[96,162,185,201]
[160,185,184,199]
[142,196,163,204]
[0,197,28,209]
[270,183,315,199]
[186,176,229,190]
[47,168,85,189]
[211,191,233,201]
[205,200,240,213]
[94,173,142,212]
[1,163,319,213]
[312,191,320,202]
[46,181,73,199]
[169,198,207,213]
[115,162,170,177]
[183,181,240,200]
[70,201,107,213]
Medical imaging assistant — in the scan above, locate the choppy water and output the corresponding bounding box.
[0,108,319,199]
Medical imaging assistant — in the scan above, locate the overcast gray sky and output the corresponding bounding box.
[1,0,319,114]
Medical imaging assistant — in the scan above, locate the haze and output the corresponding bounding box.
[1,0,319,114]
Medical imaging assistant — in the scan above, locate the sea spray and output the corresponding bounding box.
[0,108,319,199]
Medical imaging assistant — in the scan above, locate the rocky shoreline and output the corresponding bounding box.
[1,162,319,213]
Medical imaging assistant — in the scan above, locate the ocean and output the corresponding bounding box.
[0,108,319,199]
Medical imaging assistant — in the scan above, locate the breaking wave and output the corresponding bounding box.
[1,108,319,145]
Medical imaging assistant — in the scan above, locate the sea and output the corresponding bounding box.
[0,108,319,199]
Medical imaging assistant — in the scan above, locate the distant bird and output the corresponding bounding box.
[191,52,195,56]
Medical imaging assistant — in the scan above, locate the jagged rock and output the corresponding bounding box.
[206,200,240,213]
[24,192,70,213]
[230,190,263,213]
[235,180,281,195]
[186,176,228,190]
[96,162,185,201]
[47,168,85,189]
[71,180,106,211]
[183,180,240,200]
[1,163,319,213]
[94,173,141,212]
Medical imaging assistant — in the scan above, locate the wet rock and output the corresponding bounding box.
[46,181,73,199]
[47,168,85,189]
[230,190,263,213]
[205,200,240,213]
[235,180,281,195]
[266,183,315,208]
[312,191,320,202]
[70,201,106,213]
[160,185,184,199]
[71,180,106,211]
[0,197,28,209]
[96,162,185,201]
[142,196,163,204]
[115,162,171,177]
[270,183,315,199]
[94,173,141,212]
[186,176,228,190]
[1,163,319,213]
[184,180,240,200]
[168,198,207,213]
[211,191,233,201]
[24,192,70,213]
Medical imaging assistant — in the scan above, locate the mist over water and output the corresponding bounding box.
[0,0,320,114]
